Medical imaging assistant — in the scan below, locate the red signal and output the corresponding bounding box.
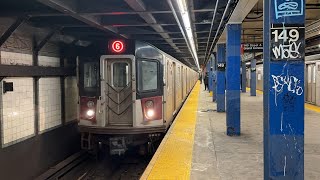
[111,40,124,53]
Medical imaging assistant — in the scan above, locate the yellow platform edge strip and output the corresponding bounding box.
[140,82,200,180]
[246,87,320,113]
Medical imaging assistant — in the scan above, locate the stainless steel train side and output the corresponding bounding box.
[246,54,320,106]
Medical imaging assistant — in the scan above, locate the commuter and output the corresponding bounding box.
[204,72,209,90]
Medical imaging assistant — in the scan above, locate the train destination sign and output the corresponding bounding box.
[270,24,305,61]
[242,43,263,52]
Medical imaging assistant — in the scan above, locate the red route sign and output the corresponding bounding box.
[111,40,124,53]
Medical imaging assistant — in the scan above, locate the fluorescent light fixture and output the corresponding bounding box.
[176,0,200,70]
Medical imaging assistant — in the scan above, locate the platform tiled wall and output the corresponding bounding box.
[1,78,35,146]
[38,55,60,67]
[65,76,78,122]
[39,77,62,132]
[0,51,33,65]
[0,52,78,146]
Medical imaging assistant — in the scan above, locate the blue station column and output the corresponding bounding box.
[250,58,256,96]
[264,0,305,179]
[241,61,246,93]
[226,23,241,136]
[211,54,217,102]
[216,44,226,112]
[208,57,213,93]
[206,60,210,91]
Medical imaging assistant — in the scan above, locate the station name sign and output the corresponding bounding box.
[270,24,305,61]
[241,43,263,52]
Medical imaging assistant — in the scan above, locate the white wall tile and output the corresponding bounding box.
[38,56,60,67]
[1,78,35,146]
[39,77,61,132]
[0,51,33,66]
[65,77,78,122]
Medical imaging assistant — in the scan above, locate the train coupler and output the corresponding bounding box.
[109,137,127,155]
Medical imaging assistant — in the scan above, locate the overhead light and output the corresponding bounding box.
[75,40,91,47]
[175,0,200,70]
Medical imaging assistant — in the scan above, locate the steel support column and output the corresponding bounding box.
[263,0,305,179]
[226,23,241,136]
[205,61,210,91]
[208,57,213,93]
[32,37,40,135]
[250,58,256,96]
[60,56,66,125]
[211,54,217,102]
[241,62,246,93]
[216,44,226,112]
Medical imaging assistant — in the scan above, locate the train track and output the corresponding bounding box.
[36,147,152,180]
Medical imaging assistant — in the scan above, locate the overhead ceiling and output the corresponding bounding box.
[0,0,239,70]
[1,0,319,68]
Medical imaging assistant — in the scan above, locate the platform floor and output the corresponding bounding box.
[142,82,320,180]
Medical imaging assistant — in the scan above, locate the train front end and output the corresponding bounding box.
[77,40,165,155]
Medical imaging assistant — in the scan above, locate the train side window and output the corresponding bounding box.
[138,60,158,91]
[112,62,129,88]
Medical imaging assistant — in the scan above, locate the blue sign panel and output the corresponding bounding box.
[264,0,305,179]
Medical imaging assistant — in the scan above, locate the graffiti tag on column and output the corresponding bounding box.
[271,25,305,61]
[274,0,304,19]
[271,74,303,105]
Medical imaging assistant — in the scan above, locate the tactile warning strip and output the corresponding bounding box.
[141,82,200,180]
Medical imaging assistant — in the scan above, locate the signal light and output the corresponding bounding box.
[111,40,124,53]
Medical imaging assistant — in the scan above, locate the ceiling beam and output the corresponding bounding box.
[188,0,198,50]
[124,0,180,52]
[37,0,125,38]
[0,16,29,47]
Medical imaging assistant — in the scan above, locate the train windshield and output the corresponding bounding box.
[84,62,98,88]
[138,60,158,91]
[112,62,129,88]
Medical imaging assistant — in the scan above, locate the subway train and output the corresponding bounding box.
[77,40,198,155]
[246,54,320,107]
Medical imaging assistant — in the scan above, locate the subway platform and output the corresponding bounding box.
[141,82,320,180]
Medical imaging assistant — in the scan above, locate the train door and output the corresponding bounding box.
[104,57,133,126]
[185,68,188,94]
[176,65,181,106]
[173,62,176,112]
[165,60,174,121]
[306,63,316,104]
[181,67,184,100]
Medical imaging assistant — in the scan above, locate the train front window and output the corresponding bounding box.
[84,62,98,88]
[138,60,158,91]
[112,62,129,88]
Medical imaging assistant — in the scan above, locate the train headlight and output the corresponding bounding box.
[146,109,155,118]
[86,109,95,118]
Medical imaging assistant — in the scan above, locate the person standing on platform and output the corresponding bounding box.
[199,73,202,84]
[204,72,209,90]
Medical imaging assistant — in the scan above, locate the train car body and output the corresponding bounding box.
[77,40,198,155]
[246,54,320,107]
